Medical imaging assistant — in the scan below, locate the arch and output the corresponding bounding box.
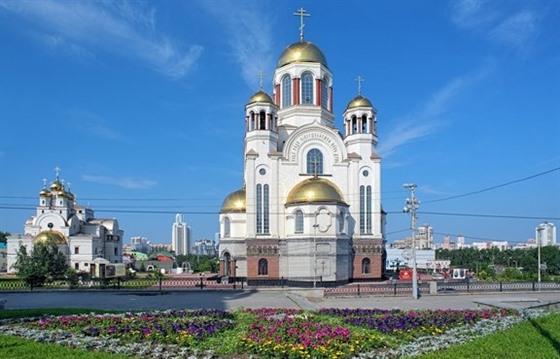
[352,115,358,134]
[362,258,371,274]
[223,252,232,276]
[306,148,323,175]
[259,110,266,130]
[361,114,368,133]
[258,258,268,276]
[295,210,304,233]
[301,72,314,104]
[249,112,255,131]
[282,74,291,108]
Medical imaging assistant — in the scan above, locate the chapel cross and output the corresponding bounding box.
[257,70,265,90]
[311,153,320,177]
[355,76,365,95]
[54,166,61,178]
[293,8,310,41]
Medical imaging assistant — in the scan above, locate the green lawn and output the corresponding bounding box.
[418,313,560,359]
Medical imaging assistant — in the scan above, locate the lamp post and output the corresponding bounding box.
[403,183,420,300]
[313,213,319,289]
[537,225,543,291]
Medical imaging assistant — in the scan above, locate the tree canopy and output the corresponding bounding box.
[13,241,69,288]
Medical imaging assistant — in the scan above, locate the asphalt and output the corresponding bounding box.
[1,289,559,312]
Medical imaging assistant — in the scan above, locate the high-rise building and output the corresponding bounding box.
[172,214,191,255]
[218,9,386,285]
[417,224,434,249]
[536,221,557,246]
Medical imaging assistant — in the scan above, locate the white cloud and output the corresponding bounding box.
[0,0,202,79]
[69,110,126,141]
[82,174,157,189]
[200,2,274,90]
[449,0,540,50]
[379,64,493,158]
[490,11,539,49]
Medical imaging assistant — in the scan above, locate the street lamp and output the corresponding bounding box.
[537,225,544,291]
[403,183,420,300]
[313,213,319,289]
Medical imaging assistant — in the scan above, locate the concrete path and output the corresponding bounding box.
[2,289,559,312]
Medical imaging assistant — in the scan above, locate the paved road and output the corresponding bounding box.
[2,289,559,312]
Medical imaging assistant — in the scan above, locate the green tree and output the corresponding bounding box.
[0,231,9,244]
[13,242,69,288]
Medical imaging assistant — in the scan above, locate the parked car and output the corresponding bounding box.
[437,287,457,293]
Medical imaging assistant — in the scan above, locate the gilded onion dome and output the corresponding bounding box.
[34,230,67,245]
[220,188,246,213]
[50,178,63,191]
[247,90,274,105]
[346,95,374,110]
[286,178,346,206]
[39,188,51,197]
[277,41,328,68]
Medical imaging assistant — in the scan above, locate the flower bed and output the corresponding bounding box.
[0,307,546,358]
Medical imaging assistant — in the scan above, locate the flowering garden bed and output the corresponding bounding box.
[0,307,548,358]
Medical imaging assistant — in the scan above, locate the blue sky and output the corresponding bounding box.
[1,0,559,246]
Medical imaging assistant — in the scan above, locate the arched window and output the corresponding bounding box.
[301,73,314,104]
[258,258,268,276]
[259,111,266,130]
[256,184,270,234]
[321,77,329,110]
[249,112,255,131]
[223,217,230,238]
[360,185,372,234]
[282,75,291,108]
[362,258,371,274]
[223,252,231,276]
[338,210,345,233]
[295,210,304,233]
[306,149,323,175]
[361,115,368,133]
[352,115,358,134]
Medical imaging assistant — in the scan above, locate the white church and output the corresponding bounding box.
[7,169,124,274]
[218,9,386,286]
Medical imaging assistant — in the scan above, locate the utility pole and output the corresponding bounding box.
[313,212,319,288]
[403,183,420,300]
[537,225,543,291]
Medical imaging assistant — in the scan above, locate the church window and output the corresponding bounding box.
[301,73,314,104]
[295,210,304,233]
[259,111,266,129]
[224,217,231,238]
[322,76,329,109]
[306,149,323,175]
[360,185,372,234]
[362,258,371,274]
[258,258,268,276]
[75,263,79,270]
[366,185,372,233]
[256,184,270,234]
[223,252,231,276]
[74,246,79,254]
[282,75,291,108]
[361,115,368,133]
[249,112,255,131]
[352,116,358,134]
[338,210,345,233]
[114,247,118,255]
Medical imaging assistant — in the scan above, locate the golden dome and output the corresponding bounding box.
[34,230,67,245]
[277,41,328,68]
[248,90,274,105]
[286,178,346,206]
[39,188,51,197]
[50,178,63,191]
[220,188,246,213]
[346,95,374,110]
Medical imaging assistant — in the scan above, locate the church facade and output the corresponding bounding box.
[218,15,386,286]
[7,170,124,274]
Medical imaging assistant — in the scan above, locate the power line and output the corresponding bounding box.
[422,167,560,204]
[419,211,559,221]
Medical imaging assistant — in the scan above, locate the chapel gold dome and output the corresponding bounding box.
[34,230,67,245]
[286,178,346,206]
[277,41,328,68]
[220,188,246,213]
[248,90,274,105]
[50,179,63,191]
[346,95,374,110]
